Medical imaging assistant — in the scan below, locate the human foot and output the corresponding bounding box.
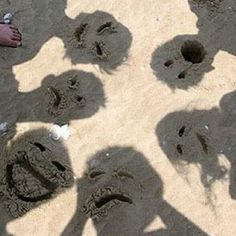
[0,24,22,47]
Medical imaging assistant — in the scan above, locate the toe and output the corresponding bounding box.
[8,40,21,48]
[9,25,18,30]
[12,33,22,40]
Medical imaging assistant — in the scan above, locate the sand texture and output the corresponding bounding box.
[0,0,236,235]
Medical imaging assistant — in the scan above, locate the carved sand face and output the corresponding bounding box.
[151,35,213,90]
[79,147,163,223]
[156,110,227,192]
[64,11,132,72]
[0,129,74,217]
[34,70,105,124]
[82,161,141,221]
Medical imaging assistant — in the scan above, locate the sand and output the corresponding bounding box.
[0,0,236,235]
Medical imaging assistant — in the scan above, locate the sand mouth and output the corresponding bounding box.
[1,137,74,217]
[95,193,132,208]
[83,186,132,220]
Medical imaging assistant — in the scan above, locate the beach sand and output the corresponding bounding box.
[0,0,236,235]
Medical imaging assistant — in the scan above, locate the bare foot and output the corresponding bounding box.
[0,24,22,48]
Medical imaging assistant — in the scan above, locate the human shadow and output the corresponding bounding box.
[18,69,106,125]
[56,11,132,74]
[0,128,74,236]
[0,1,132,72]
[0,0,130,134]
[150,0,236,90]
[0,69,105,139]
[62,146,209,236]
[156,89,236,201]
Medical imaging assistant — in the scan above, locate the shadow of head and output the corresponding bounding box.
[76,146,163,233]
[188,0,236,56]
[0,128,74,220]
[219,90,236,199]
[28,70,106,124]
[150,35,214,90]
[63,146,210,236]
[155,109,227,192]
[0,4,132,73]
[220,90,236,116]
[188,0,225,22]
[61,11,133,73]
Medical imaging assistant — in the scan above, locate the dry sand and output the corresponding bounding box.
[0,0,236,235]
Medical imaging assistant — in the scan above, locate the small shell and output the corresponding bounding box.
[0,122,9,136]
[49,124,70,141]
[3,13,13,21]
[4,19,11,24]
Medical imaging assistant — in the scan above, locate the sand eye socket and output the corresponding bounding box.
[181,40,206,64]
[52,161,66,172]
[68,76,79,89]
[32,142,46,152]
[89,171,105,179]
[164,59,174,67]
[117,171,134,180]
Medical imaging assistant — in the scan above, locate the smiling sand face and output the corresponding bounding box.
[0,129,74,218]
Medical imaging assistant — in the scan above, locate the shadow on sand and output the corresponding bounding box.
[0,128,74,236]
[62,146,209,236]
[151,0,236,90]
[156,89,236,202]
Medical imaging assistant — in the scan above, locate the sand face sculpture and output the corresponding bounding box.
[151,36,213,90]
[62,11,132,73]
[151,0,236,90]
[0,129,74,219]
[17,70,105,125]
[62,147,209,236]
[80,148,148,224]
[156,90,236,202]
[156,109,227,200]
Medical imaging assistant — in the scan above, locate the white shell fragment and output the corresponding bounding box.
[49,124,70,141]
[0,122,9,136]
[3,13,13,24]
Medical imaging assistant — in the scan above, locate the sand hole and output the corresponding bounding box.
[48,87,61,107]
[181,40,206,64]
[73,95,86,107]
[89,171,105,179]
[97,21,116,35]
[74,23,88,47]
[68,77,79,89]
[76,96,84,102]
[52,161,66,171]
[178,126,186,137]
[92,41,110,61]
[178,71,187,79]
[196,133,208,154]
[164,60,174,67]
[95,41,103,56]
[177,144,183,155]
[33,142,46,152]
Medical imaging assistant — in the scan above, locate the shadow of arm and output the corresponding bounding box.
[143,200,209,236]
